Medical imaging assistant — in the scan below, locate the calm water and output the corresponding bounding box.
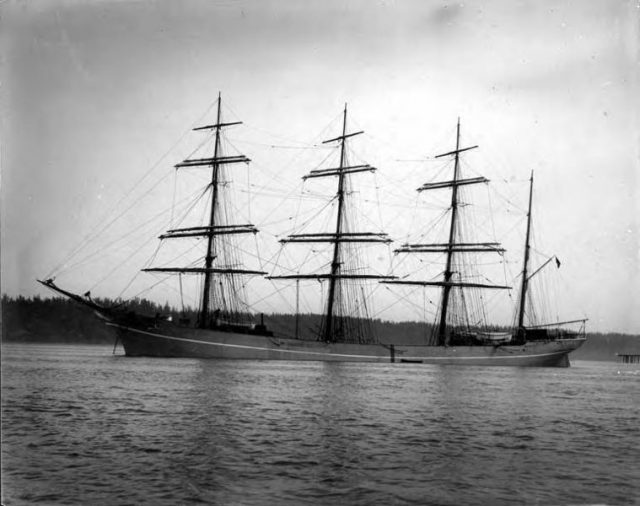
[2,343,639,506]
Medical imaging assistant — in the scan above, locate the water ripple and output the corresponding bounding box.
[2,344,639,505]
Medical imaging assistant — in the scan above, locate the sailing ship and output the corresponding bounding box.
[40,95,586,366]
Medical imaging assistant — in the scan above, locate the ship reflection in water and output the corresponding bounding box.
[2,343,638,505]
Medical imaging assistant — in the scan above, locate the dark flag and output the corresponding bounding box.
[555,257,561,268]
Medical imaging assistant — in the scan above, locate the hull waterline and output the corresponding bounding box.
[111,322,585,367]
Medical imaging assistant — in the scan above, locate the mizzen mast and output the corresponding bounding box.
[516,170,534,339]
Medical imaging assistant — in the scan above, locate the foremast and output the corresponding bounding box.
[383,119,509,345]
[143,93,266,328]
[269,105,395,343]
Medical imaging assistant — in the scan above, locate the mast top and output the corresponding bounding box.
[433,118,478,158]
[191,93,243,132]
[321,104,364,144]
[270,104,390,344]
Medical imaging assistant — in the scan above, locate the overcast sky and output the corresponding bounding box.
[2,0,638,333]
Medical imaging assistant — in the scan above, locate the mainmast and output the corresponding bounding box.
[201,93,223,327]
[142,93,266,328]
[516,171,534,338]
[323,104,349,342]
[269,105,395,343]
[383,119,509,345]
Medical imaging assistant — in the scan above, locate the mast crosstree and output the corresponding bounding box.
[383,119,509,345]
[143,93,266,329]
[269,105,395,343]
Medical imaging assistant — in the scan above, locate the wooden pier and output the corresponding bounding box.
[616,354,640,364]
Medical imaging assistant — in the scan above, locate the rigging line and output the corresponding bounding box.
[254,209,325,230]
[243,174,305,204]
[46,103,218,279]
[271,195,338,239]
[259,247,302,274]
[139,232,166,272]
[268,238,289,273]
[423,158,456,186]
[356,128,425,163]
[170,169,178,228]
[46,168,173,278]
[235,281,290,310]
[165,185,212,230]
[73,178,204,268]
[243,110,341,150]
[354,202,388,236]
[406,208,451,245]
[248,148,335,200]
[270,144,332,150]
[265,279,298,314]
[378,285,437,317]
[217,99,244,129]
[483,176,511,295]
[247,184,333,201]
[258,170,347,200]
[530,244,551,260]
[250,139,316,181]
[239,188,329,202]
[56,166,178,273]
[220,136,251,165]
[246,160,252,224]
[247,179,311,228]
[113,239,164,301]
[122,274,185,306]
[184,129,217,160]
[227,136,334,150]
[379,158,439,184]
[487,183,528,215]
[244,244,282,271]
[150,241,207,271]
[308,143,341,173]
[60,194,178,274]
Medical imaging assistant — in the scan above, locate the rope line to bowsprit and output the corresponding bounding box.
[45,100,219,280]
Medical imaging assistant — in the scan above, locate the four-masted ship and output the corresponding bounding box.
[40,95,586,366]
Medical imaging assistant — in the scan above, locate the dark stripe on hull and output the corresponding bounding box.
[111,323,584,367]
